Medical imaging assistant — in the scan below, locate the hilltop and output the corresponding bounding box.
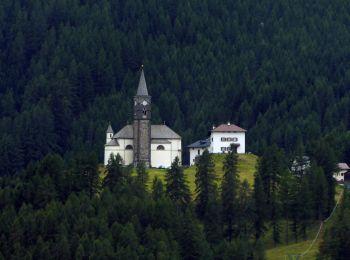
[145,153,258,194]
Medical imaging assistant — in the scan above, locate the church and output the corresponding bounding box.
[104,69,182,168]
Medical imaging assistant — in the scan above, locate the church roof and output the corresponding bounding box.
[105,139,119,146]
[187,138,211,148]
[114,125,133,139]
[212,123,246,132]
[136,69,149,96]
[152,125,181,139]
[106,123,114,133]
[151,139,171,144]
[113,124,181,139]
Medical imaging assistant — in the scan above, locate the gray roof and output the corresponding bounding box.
[151,139,171,144]
[187,138,211,148]
[113,124,181,139]
[136,69,149,96]
[151,125,181,139]
[114,125,133,139]
[106,123,113,133]
[105,139,119,146]
[338,163,350,170]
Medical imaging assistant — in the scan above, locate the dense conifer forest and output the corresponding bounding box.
[0,0,350,169]
[0,0,350,258]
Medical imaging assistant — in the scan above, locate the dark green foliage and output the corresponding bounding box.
[221,144,240,240]
[318,189,350,259]
[136,161,148,186]
[0,0,349,170]
[254,173,267,240]
[165,156,191,207]
[195,149,217,219]
[73,152,100,198]
[309,163,329,220]
[257,145,287,245]
[104,153,124,190]
[151,176,164,201]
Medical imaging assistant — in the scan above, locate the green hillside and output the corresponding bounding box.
[1,0,350,174]
[145,153,257,194]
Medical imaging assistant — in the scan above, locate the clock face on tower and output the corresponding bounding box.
[134,97,151,119]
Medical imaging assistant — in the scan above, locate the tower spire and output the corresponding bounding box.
[136,66,149,96]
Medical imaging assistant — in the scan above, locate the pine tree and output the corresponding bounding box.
[152,177,164,201]
[104,153,124,190]
[195,149,217,219]
[136,161,148,186]
[253,172,267,240]
[165,156,191,207]
[221,144,240,240]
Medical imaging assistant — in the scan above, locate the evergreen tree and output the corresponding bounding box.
[221,144,240,240]
[136,161,148,186]
[152,177,164,201]
[104,153,124,190]
[165,156,191,207]
[253,173,267,240]
[195,149,217,219]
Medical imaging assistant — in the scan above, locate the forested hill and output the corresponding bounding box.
[1,0,350,171]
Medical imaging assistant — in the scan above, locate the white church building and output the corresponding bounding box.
[187,123,246,166]
[104,69,182,168]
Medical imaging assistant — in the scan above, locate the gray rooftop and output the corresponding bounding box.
[136,69,149,96]
[151,139,171,144]
[187,138,211,148]
[105,139,119,146]
[113,124,181,139]
[106,123,114,133]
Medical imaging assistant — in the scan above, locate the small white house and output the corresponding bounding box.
[333,163,350,182]
[187,122,246,166]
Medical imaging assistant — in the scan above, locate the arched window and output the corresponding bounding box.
[125,145,133,150]
[156,145,165,150]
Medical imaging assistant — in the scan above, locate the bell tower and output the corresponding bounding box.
[133,67,151,167]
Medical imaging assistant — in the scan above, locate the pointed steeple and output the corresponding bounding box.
[136,66,149,96]
[106,123,113,133]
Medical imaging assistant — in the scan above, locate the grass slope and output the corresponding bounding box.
[265,185,344,259]
[146,153,257,194]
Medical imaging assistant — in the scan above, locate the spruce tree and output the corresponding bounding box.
[165,156,191,207]
[195,149,216,219]
[104,153,124,191]
[221,144,239,240]
[253,172,267,240]
[136,161,148,186]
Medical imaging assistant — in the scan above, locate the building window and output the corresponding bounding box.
[142,107,147,115]
[157,145,165,150]
[221,137,238,142]
[125,145,133,150]
[198,149,200,155]
[221,137,226,141]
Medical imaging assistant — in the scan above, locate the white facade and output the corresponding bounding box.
[151,139,182,168]
[104,138,134,165]
[104,125,181,168]
[209,132,245,154]
[187,123,246,166]
[189,148,207,166]
[333,163,350,182]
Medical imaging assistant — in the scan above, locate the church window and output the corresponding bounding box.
[125,145,133,150]
[157,145,165,150]
[142,107,147,116]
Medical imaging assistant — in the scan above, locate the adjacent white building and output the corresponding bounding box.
[333,163,350,182]
[187,122,246,166]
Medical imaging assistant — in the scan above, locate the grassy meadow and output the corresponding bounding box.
[146,153,257,194]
